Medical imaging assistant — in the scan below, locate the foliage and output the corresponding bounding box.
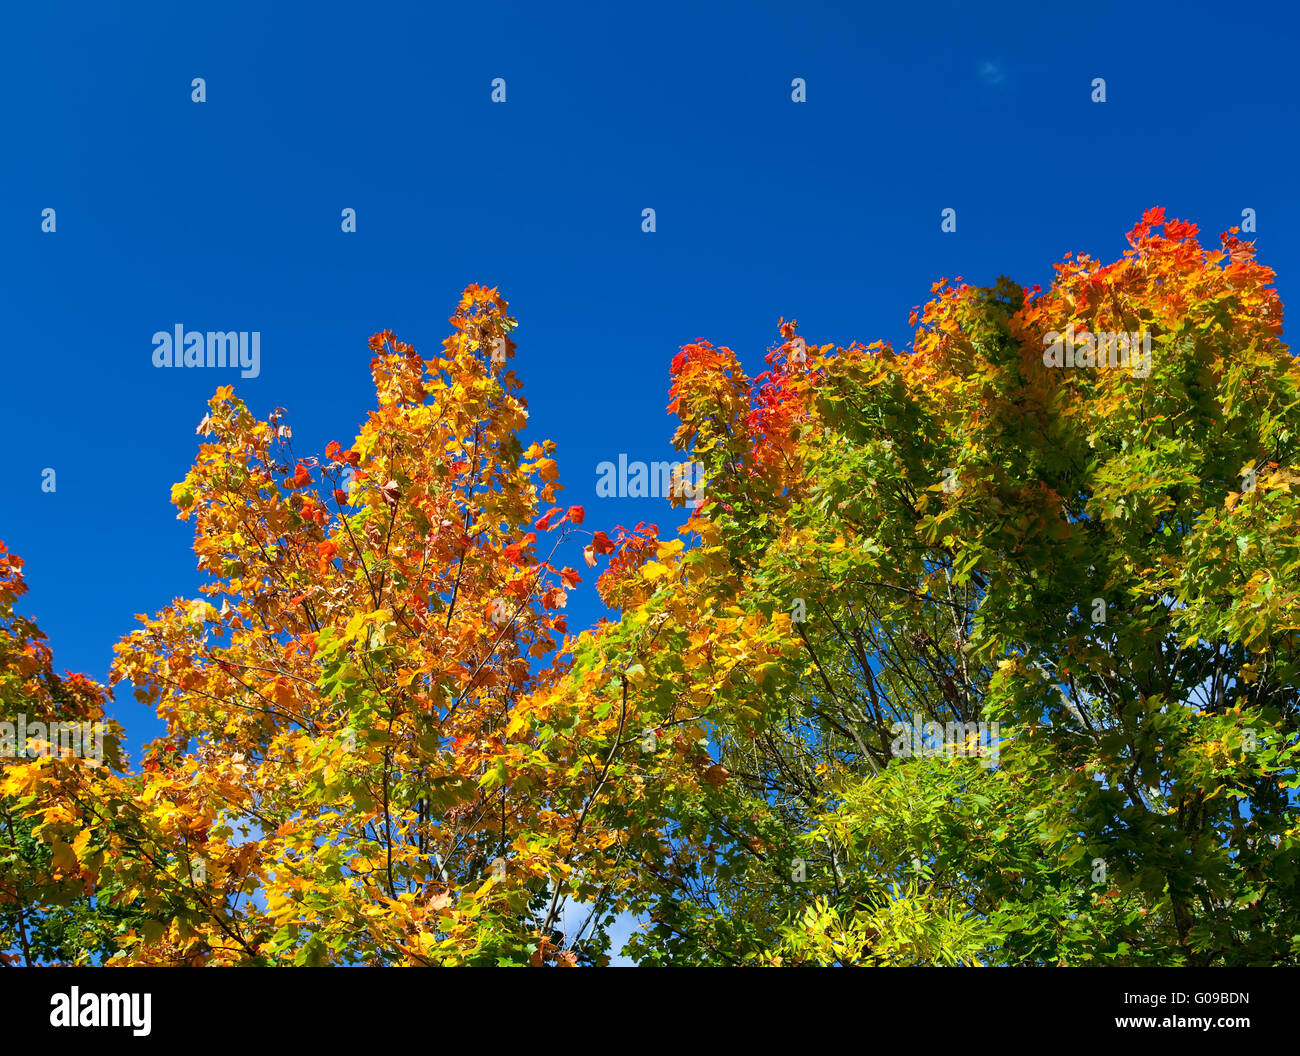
[4,213,1299,965]
[560,210,1300,965]
[0,544,132,964]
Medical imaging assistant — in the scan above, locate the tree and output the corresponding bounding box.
[8,213,1300,966]
[550,209,1300,965]
[0,543,132,965]
[8,286,629,965]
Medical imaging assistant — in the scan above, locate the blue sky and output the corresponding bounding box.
[1,0,1297,765]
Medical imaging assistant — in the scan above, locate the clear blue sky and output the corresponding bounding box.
[1,0,1296,761]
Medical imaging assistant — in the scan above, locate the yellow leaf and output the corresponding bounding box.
[344,612,368,642]
[50,840,77,873]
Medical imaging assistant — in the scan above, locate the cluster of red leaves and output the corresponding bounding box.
[594,523,660,607]
[746,319,813,469]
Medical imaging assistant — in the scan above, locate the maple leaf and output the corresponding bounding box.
[284,463,311,489]
[535,507,566,531]
[503,533,537,565]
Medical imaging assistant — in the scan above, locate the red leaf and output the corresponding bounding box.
[284,463,311,489]
[535,507,565,531]
[503,533,537,565]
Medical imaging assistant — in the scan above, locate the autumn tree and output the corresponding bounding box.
[0,543,132,965]
[9,214,1300,967]
[552,210,1300,965]
[8,287,637,965]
